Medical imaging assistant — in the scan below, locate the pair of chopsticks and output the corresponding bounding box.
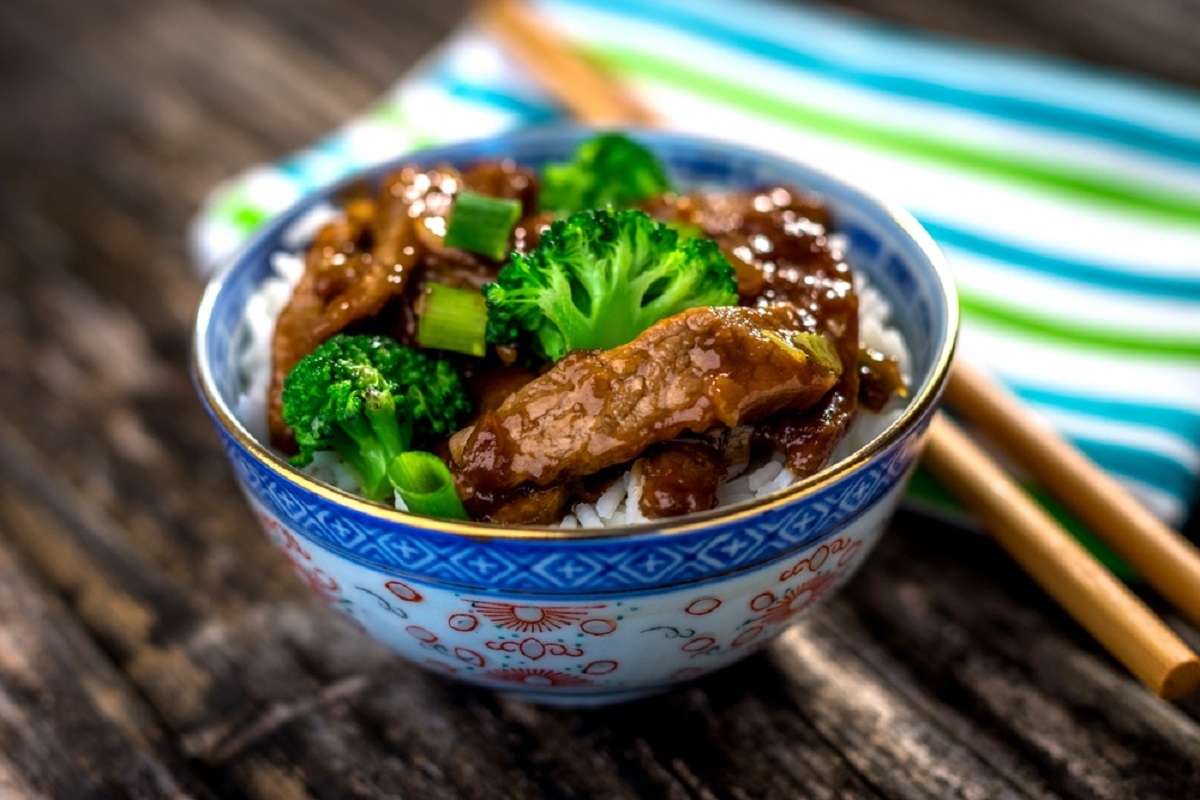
[473,0,1200,699]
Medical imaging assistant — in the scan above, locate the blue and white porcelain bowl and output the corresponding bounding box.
[193,128,958,706]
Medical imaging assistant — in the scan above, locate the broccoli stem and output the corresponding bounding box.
[443,191,522,261]
[335,391,413,501]
[388,451,469,520]
[417,283,489,357]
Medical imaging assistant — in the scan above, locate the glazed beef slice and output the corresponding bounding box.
[451,304,841,493]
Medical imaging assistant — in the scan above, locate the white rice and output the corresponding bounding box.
[234,211,912,528]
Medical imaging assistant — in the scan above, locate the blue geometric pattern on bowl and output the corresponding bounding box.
[197,128,953,595]
[219,423,925,593]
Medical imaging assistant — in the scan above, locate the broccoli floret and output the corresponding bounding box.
[483,208,738,363]
[539,133,672,215]
[281,334,471,501]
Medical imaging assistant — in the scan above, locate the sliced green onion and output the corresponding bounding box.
[443,191,522,260]
[387,451,469,520]
[792,332,843,375]
[417,283,488,357]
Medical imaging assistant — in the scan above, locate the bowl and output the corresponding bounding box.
[192,127,958,706]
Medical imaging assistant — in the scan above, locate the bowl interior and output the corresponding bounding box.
[195,127,957,536]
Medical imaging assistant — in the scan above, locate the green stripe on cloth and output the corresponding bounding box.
[961,291,1200,359]
[366,98,410,126]
[365,100,440,150]
[590,46,1200,227]
[210,186,272,235]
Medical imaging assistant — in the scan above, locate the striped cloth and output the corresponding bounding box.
[190,0,1200,530]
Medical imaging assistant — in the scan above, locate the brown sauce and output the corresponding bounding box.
[858,347,907,412]
[634,441,724,519]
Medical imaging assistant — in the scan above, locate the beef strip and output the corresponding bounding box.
[462,483,571,526]
[462,159,540,209]
[267,166,467,447]
[449,304,841,495]
[633,440,725,519]
[737,202,859,477]
[644,185,832,300]
[269,161,545,448]
[460,362,539,419]
[510,211,557,255]
[650,185,863,477]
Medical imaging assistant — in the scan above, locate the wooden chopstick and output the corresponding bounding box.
[945,361,1200,632]
[478,0,661,126]
[923,415,1200,700]
[473,0,1200,699]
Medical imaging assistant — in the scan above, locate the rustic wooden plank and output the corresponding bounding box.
[0,503,215,799]
[296,624,886,799]
[770,617,1037,800]
[836,518,1200,798]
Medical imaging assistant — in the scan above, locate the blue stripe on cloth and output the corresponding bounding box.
[926,221,1200,300]
[550,0,1200,165]
[276,134,356,188]
[1075,439,1199,501]
[1012,383,1200,433]
[1011,383,1200,508]
[430,70,564,122]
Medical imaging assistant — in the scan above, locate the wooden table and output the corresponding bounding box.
[2,0,1198,797]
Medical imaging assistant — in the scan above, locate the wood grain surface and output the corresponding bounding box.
[1,0,1198,797]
